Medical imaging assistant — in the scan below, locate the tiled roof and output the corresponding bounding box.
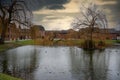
[34,25,45,31]
[108,29,120,34]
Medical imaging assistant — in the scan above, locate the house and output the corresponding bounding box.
[5,23,32,40]
[0,20,47,41]
[45,29,79,40]
[116,31,120,40]
[117,36,120,40]
[30,25,45,39]
[20,28,31,40]
[108,29,120,40]
[5,23,20,40]
[78,27,109,40]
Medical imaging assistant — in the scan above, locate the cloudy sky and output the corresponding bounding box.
[27,0,120,30]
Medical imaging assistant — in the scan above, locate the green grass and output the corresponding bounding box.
[0,40,34,52]
[0,45,6,51]
[54,39,117,47]
[105,40,117,45]
[13,40,34,45]
[116,40,120,43]
[0,44,16,52]
[0,39,119,52]
[53,39,84,46]
[0,73,22,80]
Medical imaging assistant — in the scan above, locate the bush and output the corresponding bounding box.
[116,40,120,43]
[98,40,105,46]
[81,40,95,49]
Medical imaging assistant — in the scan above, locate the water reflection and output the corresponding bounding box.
[69,48,108,80]
[0,46,120,80]
[0,46,38,80]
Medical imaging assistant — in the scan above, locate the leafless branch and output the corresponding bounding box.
[72,3,108,40]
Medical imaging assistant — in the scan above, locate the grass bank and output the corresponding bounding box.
[105,40,117,45]
[33,39,118,47]
[0,39,119,52]
[0,40,34,52]
[13,40,34,45]
[0,73,22,80]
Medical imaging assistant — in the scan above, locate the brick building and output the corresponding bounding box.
[30,25,45,39]
[0,22,46,41]
[108,29,120,40]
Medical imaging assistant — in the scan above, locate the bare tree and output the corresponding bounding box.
[0,0,32,44]
[72,3,108,48]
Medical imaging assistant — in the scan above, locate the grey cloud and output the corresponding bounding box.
[46,4,65,9]
[1,0,70,10]
[33,14,47,22]
[25,0,70,11]
[45,16,63,20]
[45,15,71,20]
[33,12,79,21]
[99,0,120,24]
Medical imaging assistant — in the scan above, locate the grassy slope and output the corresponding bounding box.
[13,40,34,45]
[0,40,34,52]
[105,40,117,45]
[0,39,118,52]
[54,39,117,47]
[0,73,22,80]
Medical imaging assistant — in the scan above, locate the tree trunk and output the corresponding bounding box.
[90,28,93,48]
[0,22,7,44]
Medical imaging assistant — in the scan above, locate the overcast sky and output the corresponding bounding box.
[26,0,120,30]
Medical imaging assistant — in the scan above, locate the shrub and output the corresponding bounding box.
[116,40,120,43]
[98,40,105,46]
[81,40,95,49]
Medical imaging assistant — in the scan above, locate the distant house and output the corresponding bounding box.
[78,27,109,40]
[5,23,32,40]
[116,31,120,40]
[38,25,45,38]
[45,30,78,40]
[30,25,45,39]
[0,22,46,41]
[5,23,20,40]
[20,28,31,40]
[45,30,69,40]
[108,29,120,40]
[0,22,32,41]
[117,36,120,40]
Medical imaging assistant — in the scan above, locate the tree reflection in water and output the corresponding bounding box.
[0,46,120,80]
[69,47,109,80]
[0,46,38,80]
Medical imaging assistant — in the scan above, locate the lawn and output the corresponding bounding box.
[13,40,34,45]
[116,40,120,43]
[0,40,34,52]
[105,40,117,45]
[54,39,117,47]
[0,39,119,52]
[0,73,22,80]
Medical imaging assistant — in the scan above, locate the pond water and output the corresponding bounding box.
[0,46,120,80]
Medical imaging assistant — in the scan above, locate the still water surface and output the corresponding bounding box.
[0,46,120,80]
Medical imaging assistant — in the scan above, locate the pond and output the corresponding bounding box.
[0,46,120,80]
